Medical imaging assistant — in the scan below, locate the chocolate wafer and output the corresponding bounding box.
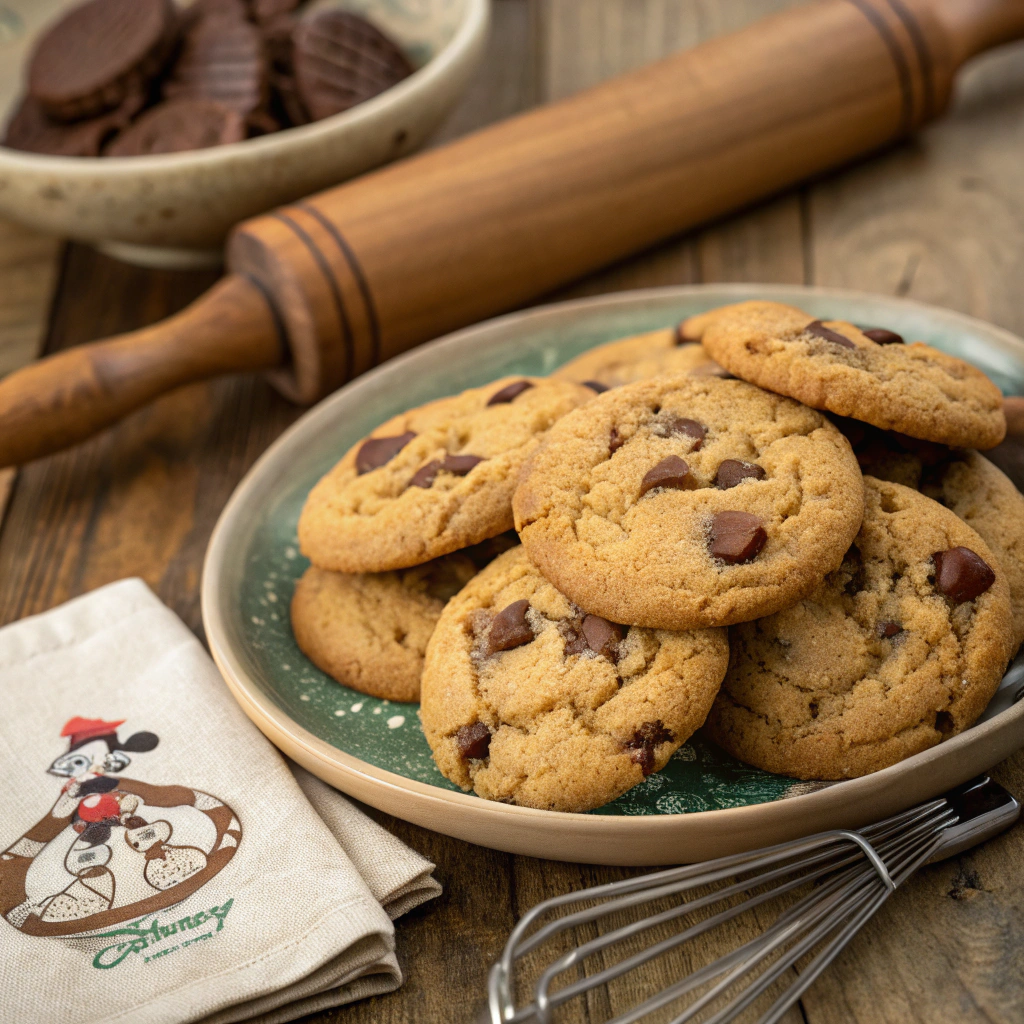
[293,9,413,121]
[27,0,177,121]
[163,7,267,119]
[4,91,143,157]
[104,98,245,156]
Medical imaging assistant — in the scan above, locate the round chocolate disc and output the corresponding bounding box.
[28,0,177,121]
[3,92,142,157]
[293,9,413,122]
[104,98,245,157]
[163,9,267,118]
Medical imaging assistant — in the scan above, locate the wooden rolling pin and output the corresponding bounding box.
[2,0,1024,466]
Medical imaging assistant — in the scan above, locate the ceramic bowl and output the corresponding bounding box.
[202,283,1024,865]
[0,0,489,267]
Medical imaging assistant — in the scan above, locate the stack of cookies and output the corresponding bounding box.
[292,301,1023,813]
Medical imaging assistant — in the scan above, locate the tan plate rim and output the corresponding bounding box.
[202,283,1024,866]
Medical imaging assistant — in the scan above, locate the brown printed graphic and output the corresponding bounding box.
[0,718,241,938]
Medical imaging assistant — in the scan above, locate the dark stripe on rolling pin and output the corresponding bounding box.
[845,0,915,138]
[883,0,935,121]
[298,202,382,368]
[240,272,290,368]
[272,210,355,384]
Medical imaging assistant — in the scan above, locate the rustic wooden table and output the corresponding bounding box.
[2,2,1024,1022]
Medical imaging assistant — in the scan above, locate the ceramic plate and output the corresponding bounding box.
[202,284,1024,865]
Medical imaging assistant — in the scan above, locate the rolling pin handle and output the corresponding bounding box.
[0,274,284,468]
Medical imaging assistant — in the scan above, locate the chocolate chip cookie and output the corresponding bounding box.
[298,377,593,573]
[849,427,1024,652]
[420,546,729,811]
[552,326,723,391]
[705,477,1015,780]
[291,536,518,702]
[513,375,865,630]
[685,301,1006,449]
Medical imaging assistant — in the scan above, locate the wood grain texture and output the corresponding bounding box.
[0,2,1023,1023]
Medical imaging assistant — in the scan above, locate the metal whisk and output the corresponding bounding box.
[485,776,1019,1024]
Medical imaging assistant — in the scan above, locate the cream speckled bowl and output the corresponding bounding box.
[0,0,489,267]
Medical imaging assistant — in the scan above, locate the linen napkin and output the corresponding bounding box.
[0,579,441,1024]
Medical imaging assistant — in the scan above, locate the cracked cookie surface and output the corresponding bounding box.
[513,375,865,630]
[847,425,1024,653]
[419,546,729,812]
[298,376,593,572]
[552,326,721,390]
[685,301,1006,449]
[291,534,518,702]
[704,478,1014,780]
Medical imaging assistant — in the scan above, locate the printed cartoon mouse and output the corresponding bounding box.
[0,717,241,937]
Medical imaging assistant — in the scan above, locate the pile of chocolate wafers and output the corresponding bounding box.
[3,0,414,157]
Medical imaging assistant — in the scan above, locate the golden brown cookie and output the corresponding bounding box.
[705,478,1015,780]
[290,535,518,702]
[513,375,865,630]
[298,377,593,573]
[420,547,729,812]
[847,426,1024,652]
[685,301,1006,449]
[552,326,722,390]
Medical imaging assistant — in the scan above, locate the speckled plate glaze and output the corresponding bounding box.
[203,284,1024,865]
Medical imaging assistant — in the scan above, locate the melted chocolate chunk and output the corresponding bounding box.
[487,600,534,654]
[356,431,416,474]
[806,320,856,350]
[487,380,534,405]
[709,511,767,564]
[715,459,765,489]
[625,720,673,776]
[409,453,485,488]
[455,722,491,760]
[409,460,441,488]
[877,621,903,639]
[862,327,904,345]
[639,455,695,497]
[583,379,610,393]
[932,547,996,604]
[609,427,626,454]
[581,615,624,661]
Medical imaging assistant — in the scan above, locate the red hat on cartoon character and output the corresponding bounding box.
[61,717,126,750]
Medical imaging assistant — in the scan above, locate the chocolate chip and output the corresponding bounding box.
[581,615,624,661]
[487,600,534,654]
[455,722,491,760]
[932,547,996,604]
[862,328,904,345]
[675,323,700,345]
[409,460,441,488]
[639,455,695,497]
[559,619,589,656]
[609,427,626,454]
[441,453,485,475]
[625,721,673,775]
[655,415,706,449]
[356,431,416,474]
[877,621,903,639]
[583,380,610,393]
[487,380,534,405]
[715,459,765,489]
[409,452,485,488]
[806,320,856,350]
[709,511,767,564]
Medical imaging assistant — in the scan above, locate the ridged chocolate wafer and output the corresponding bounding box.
[27,0,177,121]
[104,98,245,156]
[163,7,268,119]
[293,9,413,121]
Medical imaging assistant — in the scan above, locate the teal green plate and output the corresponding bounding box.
[203,285,1024,864]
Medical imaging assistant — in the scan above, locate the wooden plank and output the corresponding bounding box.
[0,218,61,379]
